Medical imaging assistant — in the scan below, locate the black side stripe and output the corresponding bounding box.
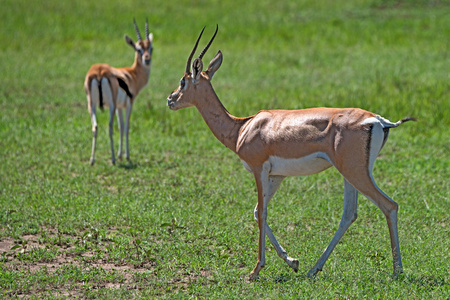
[98,80,104,110]
[381,128,390,151]
[366,124,374,166]
[118,77,134,99]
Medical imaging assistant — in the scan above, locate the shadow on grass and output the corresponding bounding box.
[118,160,138,170]
[403,274,448,289]
[274,273,311,284]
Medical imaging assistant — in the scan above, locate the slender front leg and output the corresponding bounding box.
[253,175,299,273]
[249,165,267,280]
[90,122,98,166]
[124,101,133,161]
[117,108,124,160]
[108,107,116,165]
[307,179,358,277]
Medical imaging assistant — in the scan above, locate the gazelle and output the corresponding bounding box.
[84,19,153,165]
[167,26,415,280]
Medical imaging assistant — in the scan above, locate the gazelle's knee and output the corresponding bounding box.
[381,200,399,218]
[351,212,357,223]
[339,212,357,230]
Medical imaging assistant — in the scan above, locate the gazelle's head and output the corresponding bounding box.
[125,18,153,67]
[167,25,223,110]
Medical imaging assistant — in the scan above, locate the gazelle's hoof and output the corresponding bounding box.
[306,267,321,278]
[248,272,259,282]
[90,158,95,166]
[291,259,299,272]
[392,268,403,279]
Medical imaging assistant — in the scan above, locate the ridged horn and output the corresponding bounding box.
[145,18,149,40]
[185,26,205,74]
[199,25,218,59]
[133,18,142,41]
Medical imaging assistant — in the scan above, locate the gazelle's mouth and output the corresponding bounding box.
[167,98,175,109]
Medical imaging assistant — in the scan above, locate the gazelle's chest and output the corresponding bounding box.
[242,152,333,176]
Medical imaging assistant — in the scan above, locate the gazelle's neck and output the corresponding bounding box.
[129,55,151,91]
[194,83,248,153]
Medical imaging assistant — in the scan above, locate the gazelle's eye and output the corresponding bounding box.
[180,79,185,87]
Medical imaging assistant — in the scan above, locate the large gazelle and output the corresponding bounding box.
[84,19,153,165]
[167,26,414,280]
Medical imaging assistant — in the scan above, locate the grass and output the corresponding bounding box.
[1,0,449,298]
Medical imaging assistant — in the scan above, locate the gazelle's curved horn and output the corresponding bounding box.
[133,18,142,41]
[145,18,149,39]
[186,26,205,74]
[199,25,218,60]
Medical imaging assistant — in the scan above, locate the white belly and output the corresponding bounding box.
[242,152,333,176]
[269,152,332,176]
[101,88,130,109]
[115,88,130,109]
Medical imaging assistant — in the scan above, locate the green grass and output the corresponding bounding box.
[1,0,449,298]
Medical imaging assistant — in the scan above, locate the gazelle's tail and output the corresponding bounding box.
[381,116,417,128]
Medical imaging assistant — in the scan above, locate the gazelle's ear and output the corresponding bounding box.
[125,35,137,50]
[205,50,223,80]
[192,58,203,82]
[148,33,153,43]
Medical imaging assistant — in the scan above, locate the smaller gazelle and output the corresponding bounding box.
[84,19,153,165]
[167,26,415,280]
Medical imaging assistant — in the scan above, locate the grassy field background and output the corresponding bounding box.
[1,0,449,298]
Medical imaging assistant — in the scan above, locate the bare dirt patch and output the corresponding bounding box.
[1,230,209,297]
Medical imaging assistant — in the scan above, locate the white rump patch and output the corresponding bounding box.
[361,115,397,128]
[361,117,379,125]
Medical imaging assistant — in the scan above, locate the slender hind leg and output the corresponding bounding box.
[351,123,403,277]
[307,179,358,277]
[329,122,403,277]
[349,175,403,277]
[88,79,99,165]
[101,78,116,165]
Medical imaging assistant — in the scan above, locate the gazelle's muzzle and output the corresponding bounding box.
[167,93,177,109]
[167,86,182,109]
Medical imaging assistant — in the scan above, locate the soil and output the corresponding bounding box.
[0,230,207,298]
